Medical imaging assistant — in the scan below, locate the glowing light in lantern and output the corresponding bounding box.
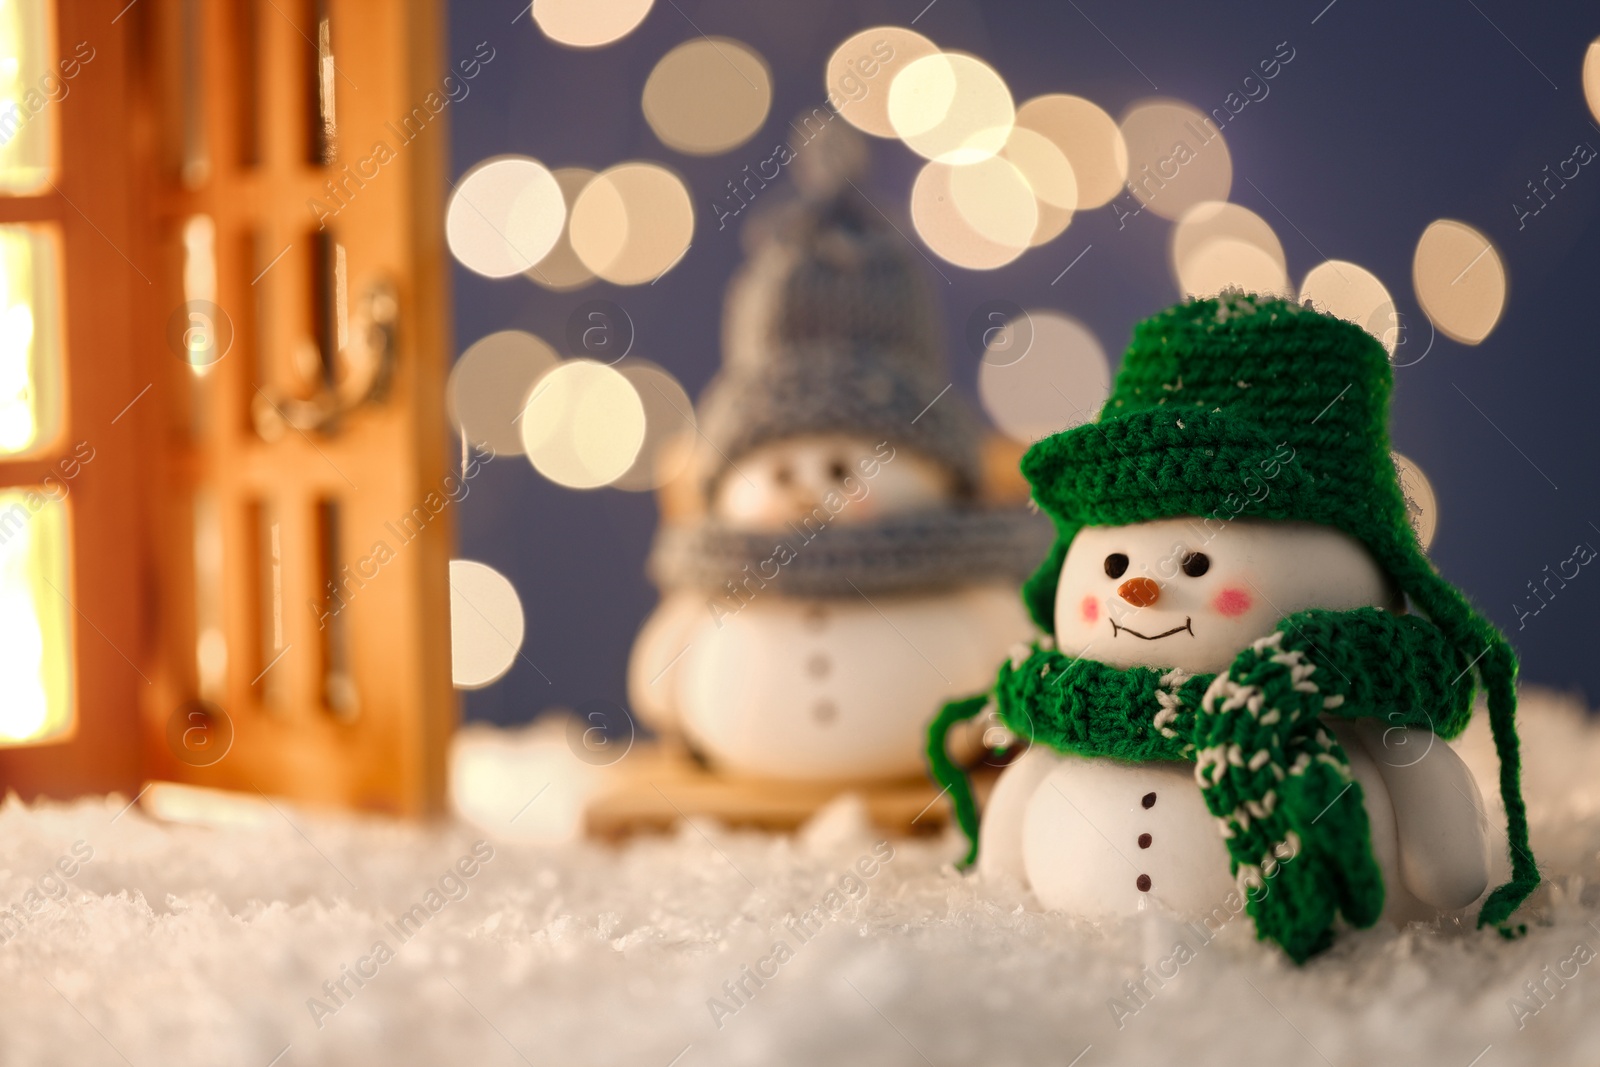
[0,487,70,742]
[0,0,53,194]
[0,226,57,457]
[0,529,49,740]
[0,298,35,453]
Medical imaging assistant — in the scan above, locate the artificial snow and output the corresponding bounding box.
[1,688,1597,1066]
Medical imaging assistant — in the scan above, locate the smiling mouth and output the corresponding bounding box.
[1110,616,1195,640]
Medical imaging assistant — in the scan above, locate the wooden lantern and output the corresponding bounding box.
[0,0,455,816]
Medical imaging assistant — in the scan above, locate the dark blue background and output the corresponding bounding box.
[448,0,1600,725]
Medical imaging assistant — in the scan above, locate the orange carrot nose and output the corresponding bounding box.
[1118,576,1160,606]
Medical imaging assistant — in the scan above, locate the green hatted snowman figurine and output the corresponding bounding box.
[929,292,1539,962]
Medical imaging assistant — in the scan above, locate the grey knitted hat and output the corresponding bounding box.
[694,138,983,497]
[649,125,1052,599]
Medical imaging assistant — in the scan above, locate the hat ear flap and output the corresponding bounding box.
[1385,544,1538,933]
[1021,524,1071,633]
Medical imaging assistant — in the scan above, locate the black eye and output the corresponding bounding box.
[1181,552,1210,577]
[774,464,793,486]
[828,460,848,482]
[1104,553,1128,579]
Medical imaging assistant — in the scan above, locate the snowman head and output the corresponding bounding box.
[1052,516,1400,673]
[712,434,955,531]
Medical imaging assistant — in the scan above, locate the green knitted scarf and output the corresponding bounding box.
[926,606,1537,963]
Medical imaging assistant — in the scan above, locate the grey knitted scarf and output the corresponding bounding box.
[648,506,1054,599]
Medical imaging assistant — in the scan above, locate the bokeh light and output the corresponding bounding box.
[447,330,560,455]
[1299,260,1399,354]
[949,156,1039,251]
[826,27,939,138]
[531,0,654,49]
[526,167,597,291]
[978,310,1110,441]
[447,157,566,279]
[1585,39,1600,123]
[450,718,607,845]
[569,162,695,285]
[1119,100,1232,221]
[888,52,1015,165]
[1171,201,1287,299]
[1175,237,1287,299]
[449,560,526,690]
[520,359,647,489]
[1172,202,1283,276]
[643,38,772,156]
[612,360,696,492]
[1000,126,1077,246]
[1014,94,1128,209]
[911,159,1033,270]
[1392,452,1439,551]
[1413,219,1507,345]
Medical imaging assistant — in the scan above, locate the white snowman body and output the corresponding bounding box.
[631,434,1036,782]
[980,516,1490,923]
[636,584,1028,780]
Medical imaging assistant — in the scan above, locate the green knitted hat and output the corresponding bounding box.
[1018,289,1536,931]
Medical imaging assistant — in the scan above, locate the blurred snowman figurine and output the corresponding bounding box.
[628,136,1049,782]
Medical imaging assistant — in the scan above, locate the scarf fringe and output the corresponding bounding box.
[924,607,1540,960]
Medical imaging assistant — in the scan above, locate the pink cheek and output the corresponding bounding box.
[1212,587,1253,618]
[1080,595,1099,623]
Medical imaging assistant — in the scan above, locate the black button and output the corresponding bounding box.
[806,653,830,679]
[1136,874,1152,892]
[1138,833,1152,849]
[812,700,837,724]
[1142,792,1157,809]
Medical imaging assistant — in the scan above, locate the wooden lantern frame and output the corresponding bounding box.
[0,0,456,816]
